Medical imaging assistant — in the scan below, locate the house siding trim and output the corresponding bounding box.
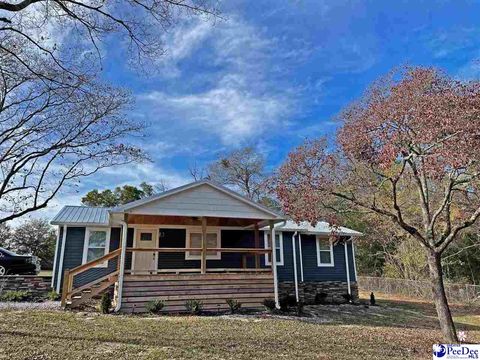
[56,225,67,292]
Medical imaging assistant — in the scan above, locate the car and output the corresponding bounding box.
[0,247,40,275]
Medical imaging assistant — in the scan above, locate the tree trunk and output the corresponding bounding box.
[427,250,458,342]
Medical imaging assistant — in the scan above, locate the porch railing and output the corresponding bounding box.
[126,247,273,274]
[61,248,122,306]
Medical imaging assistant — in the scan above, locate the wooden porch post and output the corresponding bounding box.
[269,220,279,308]
[201,217,207,274]
[254,223,260,269]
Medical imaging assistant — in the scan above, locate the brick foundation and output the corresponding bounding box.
[279,281,359,304]
[0,275,53,299]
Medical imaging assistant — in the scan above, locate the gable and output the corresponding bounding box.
[126,183,278,219]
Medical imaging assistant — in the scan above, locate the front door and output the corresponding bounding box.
[133,229,157,274]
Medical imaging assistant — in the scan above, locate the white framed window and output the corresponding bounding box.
[316,236,334,267]
[185,227,221,260]
[82,227,111,267]
[264,231,284,266]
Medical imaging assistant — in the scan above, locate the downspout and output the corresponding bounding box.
[56,225,67,293]
[351,237,358,282]
[298,233,304,282]
[269,222,279,309]
[344,241,351,296]
[51,226,61,288]
[114,221,128,312]
[291,231,299,302]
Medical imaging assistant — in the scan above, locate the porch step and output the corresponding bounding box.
[65,273,118,309]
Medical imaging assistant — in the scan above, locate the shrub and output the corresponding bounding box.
[226,299,242,314]
[146,299,165,314]
[263,298,276,312]
[279,296,290,312]
[100,293,112,314]
[342,293,353,304]
[0,290,31,302]
[370,292,376,306]
[46,290,60,301]
[185,299,203,315]
[315,292,328,305]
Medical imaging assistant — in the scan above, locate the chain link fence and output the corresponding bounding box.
[358,276,480,304]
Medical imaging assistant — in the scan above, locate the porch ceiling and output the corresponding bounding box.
[126,214,269,227]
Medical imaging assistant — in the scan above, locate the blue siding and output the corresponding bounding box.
[57,227,120,291]
[56,226,357,291]
[295,234,355,282]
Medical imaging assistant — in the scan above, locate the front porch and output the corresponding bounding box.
[61,214,280,312]
[58,180,284,312]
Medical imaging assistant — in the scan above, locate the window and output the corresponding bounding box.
[264,231,283,266]
[316,236,334,267]
[185,227,221,260]
[82,228,111,267]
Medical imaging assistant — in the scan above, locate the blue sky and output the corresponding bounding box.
[40,0,480,219]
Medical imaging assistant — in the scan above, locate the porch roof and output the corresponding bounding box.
[51,181,284,226]
[111,180,283,221]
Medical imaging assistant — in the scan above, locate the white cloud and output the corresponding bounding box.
[139,16,295,145]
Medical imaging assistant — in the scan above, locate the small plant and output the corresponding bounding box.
[370,292,376,306]
[146,299,165,314]
[342,293,353,304]
[46,290,60,301]
[226,299,242,314]
[100,292,112,314]
[315,292,328,305]
[0,290,31,302]
[263,298,276,312]
[185,299,203,315]
[279,296,290,312]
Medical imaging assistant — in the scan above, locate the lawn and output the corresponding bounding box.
[0,293,478,360]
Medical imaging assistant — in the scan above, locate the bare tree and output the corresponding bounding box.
[208,146,266,200]
[188,160,208,181]
[0,0,218,222]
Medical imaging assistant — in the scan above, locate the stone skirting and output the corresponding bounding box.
[0,275,53,299]
[279,280,359,304]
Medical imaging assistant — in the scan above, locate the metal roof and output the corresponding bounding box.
[51,206,110,226]
[261,220,362,237]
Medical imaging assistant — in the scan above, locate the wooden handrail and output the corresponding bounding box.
[68,248,122,276]
[61,248,122,306]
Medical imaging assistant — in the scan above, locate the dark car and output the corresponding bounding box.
[0,248,40,275]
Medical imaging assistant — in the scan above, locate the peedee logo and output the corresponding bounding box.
[433,344,480,359]
[433,345,447,358]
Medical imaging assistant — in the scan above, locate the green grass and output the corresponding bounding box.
[0,294,478,360]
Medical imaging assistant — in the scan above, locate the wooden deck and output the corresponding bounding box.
[120,273,274,313]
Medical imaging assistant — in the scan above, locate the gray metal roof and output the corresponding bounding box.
[51,206,110,226]
[261,220,362,236]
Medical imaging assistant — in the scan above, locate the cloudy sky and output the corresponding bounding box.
[39,0,480,220]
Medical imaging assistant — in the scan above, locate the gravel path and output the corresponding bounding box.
[0,301,61,310]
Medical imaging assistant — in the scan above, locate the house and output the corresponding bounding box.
[50,180,361,312]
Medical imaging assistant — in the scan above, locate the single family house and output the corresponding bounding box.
[50,180,361,312]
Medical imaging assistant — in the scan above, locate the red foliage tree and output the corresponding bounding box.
[274,67,480,342]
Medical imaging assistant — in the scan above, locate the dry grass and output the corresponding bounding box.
[0,293,478,360]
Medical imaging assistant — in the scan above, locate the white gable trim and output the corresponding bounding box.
[113,180,283,219]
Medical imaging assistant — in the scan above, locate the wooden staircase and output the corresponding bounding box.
[61,248,122,309]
